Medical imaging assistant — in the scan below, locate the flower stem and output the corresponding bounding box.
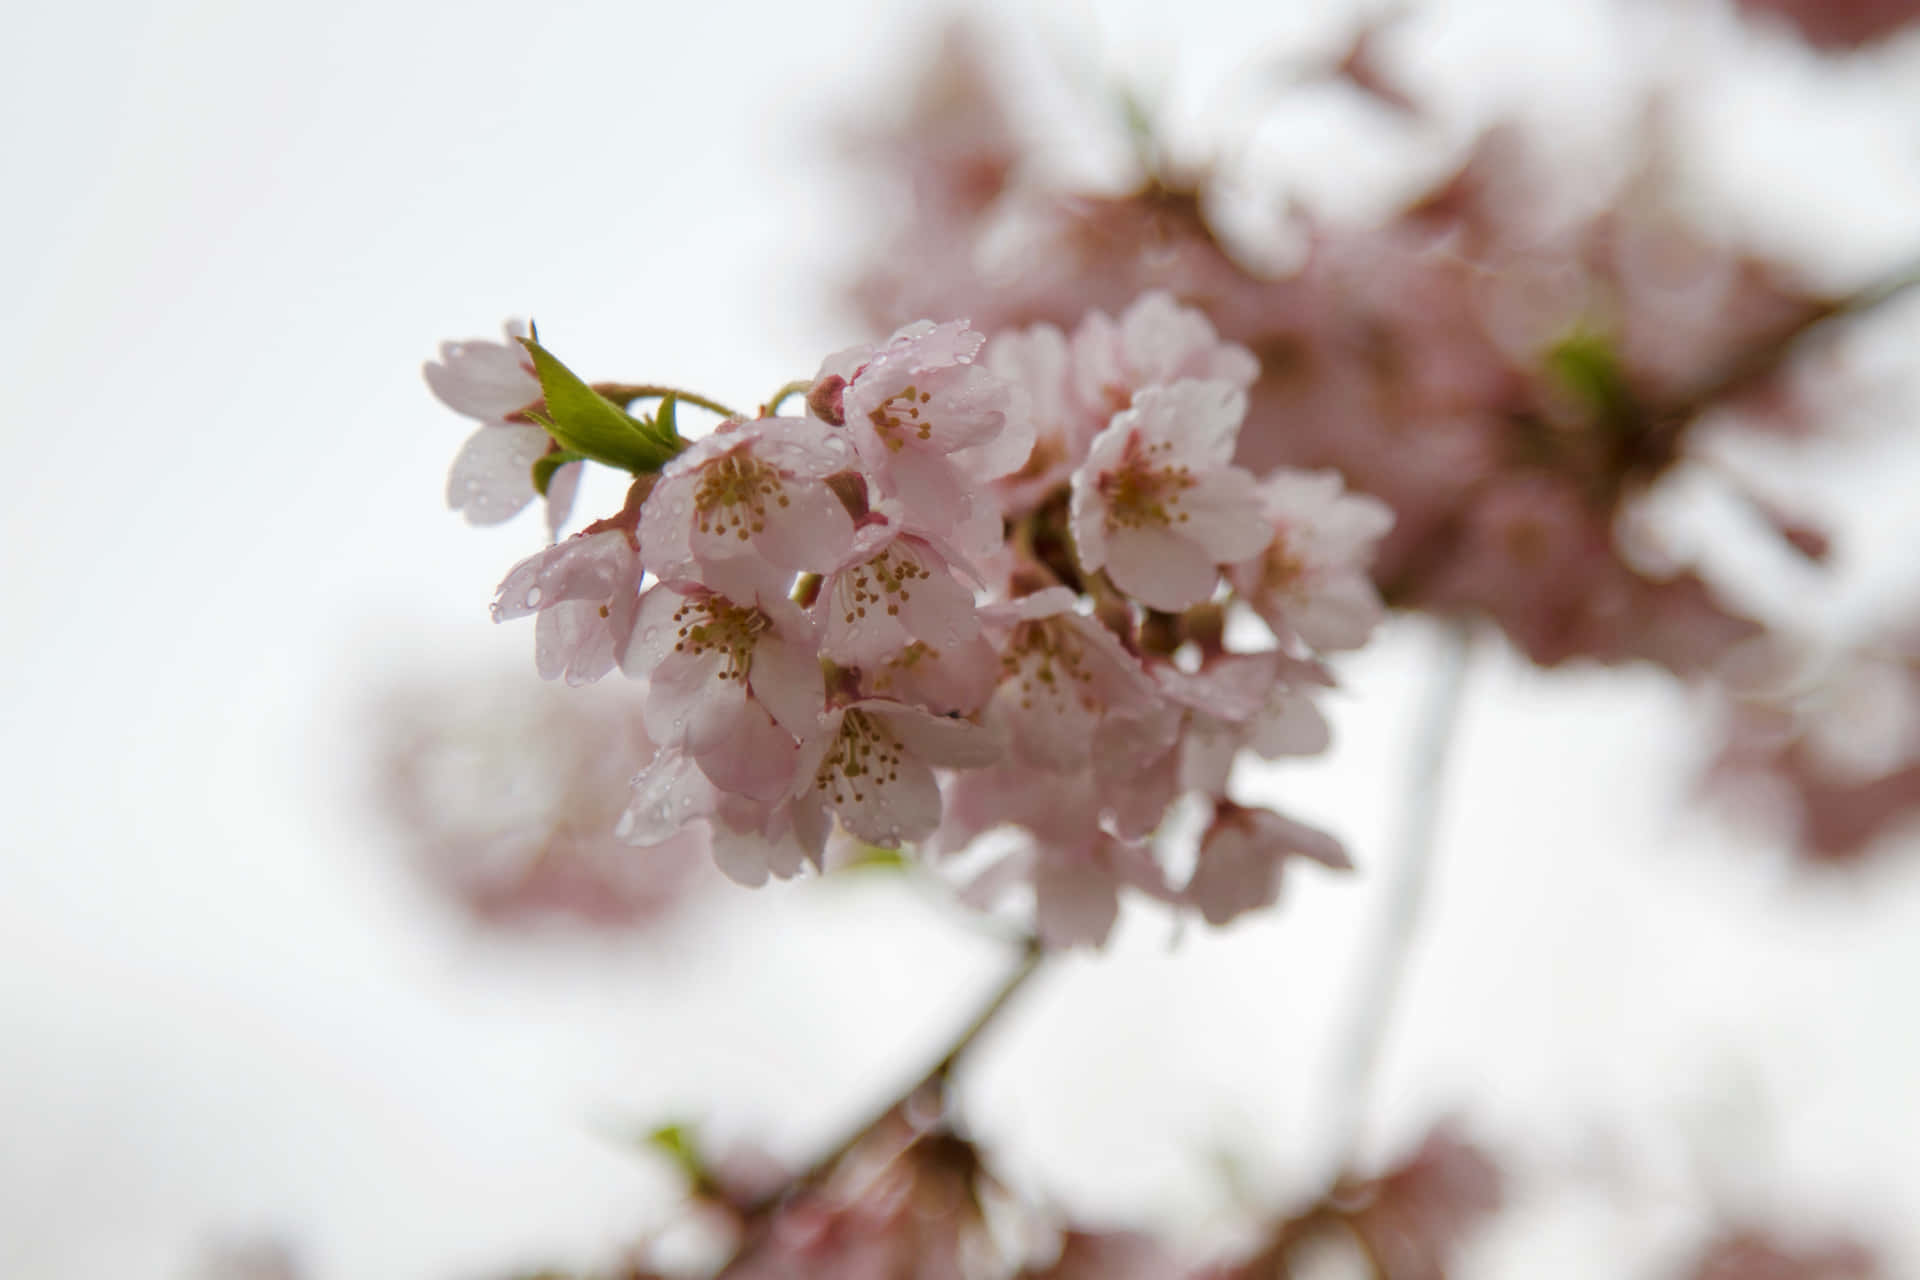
[1322,618,1474,1173]
[742,934,1044,1218]
[764,378,814,416]
[592,382,743,422]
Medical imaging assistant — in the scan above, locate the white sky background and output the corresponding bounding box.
[4,0,1920,1277]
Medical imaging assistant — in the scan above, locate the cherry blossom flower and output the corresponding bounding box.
[619,572,822,802]
[981,588,1157,772]
[810,319,1023,556]
[639,415,858,582]
[424,320,581,538]
[374,674,705,932]
[620,744,823,886]
[793,696,998,850]
[940,762,1174,948]
[1070,289,1260,420]
[492,527,641,685]
[1231,469,1394,653]
[817,505,985,671]
[979,321,1088,515]
[1183,800,1350,927]
[1070,380,1268,611]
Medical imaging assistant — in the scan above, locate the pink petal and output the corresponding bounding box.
[1174,467,1268,563]
[747,629,826,742]
[870,703,1000,769]
[1104,523,1217,612]
[534,601,616,685]
[1125,380,1246,467]
[1033,852,1122,948]
[1066,459,1110,574]
[644,649,743,749]
[693,701,798,803]
[492,530,635,622]
[753,477,855,572]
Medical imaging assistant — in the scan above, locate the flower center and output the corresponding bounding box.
[1099,438,1193,530]
[836,544,934,624]
[669,595,769,681]
[867,384,935,452]
[693,452,790,542]
[813,709,905,805]
[1002,619,1100,713]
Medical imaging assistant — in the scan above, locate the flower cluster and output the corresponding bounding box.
[426,292,1390,946]
[840,29,1906,682]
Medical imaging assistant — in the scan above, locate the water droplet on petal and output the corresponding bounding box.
[524,585,544,607]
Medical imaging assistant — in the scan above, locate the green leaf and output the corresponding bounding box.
[518,336,683,473]
[645,1122,706,1185]
[531,449,586,497]
[652,392,677,445]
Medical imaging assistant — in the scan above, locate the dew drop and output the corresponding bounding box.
[524,585,544,608]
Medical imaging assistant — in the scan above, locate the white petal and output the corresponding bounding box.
[618,748,718,846]
[544,461,584,541]
[534,601,615,685]
[425,338,539,420]
[620,584,691,677]
[446,425,545,525]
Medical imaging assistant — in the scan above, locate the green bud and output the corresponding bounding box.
[518,336,685,473]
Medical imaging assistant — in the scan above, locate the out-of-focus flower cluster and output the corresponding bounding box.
[426,290,1387,947]
[1707,631,1920,863]
[835,19,1920,867]
[842,28,1891,681]
[487,1119,1509,1280]
[372,673,706,931]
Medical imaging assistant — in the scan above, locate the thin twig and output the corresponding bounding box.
[731,934,1044,1234]
[592,382,743,421]
[763,378,814,416]
[1322,619,1475,1173]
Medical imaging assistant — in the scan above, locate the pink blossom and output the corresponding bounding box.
[1070,289,1260,421]
[1147,651,1334,800]
[1230,469,1394,653]
[621,745,823,886]
[1070,380,1268,611]
[981,588,1157,772]
[374,675,706,932]
[940,763,1173,948]
[1183,801,1350,927]
[620,572,822,802]
[492,528,640,685]
[979,321,1092,516]
[793,697,998,849]
[811,319,1022,557]
[817,507,1001,715]
[817,507,985,671]
[640,415,858,581]
[424,320,582,539]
